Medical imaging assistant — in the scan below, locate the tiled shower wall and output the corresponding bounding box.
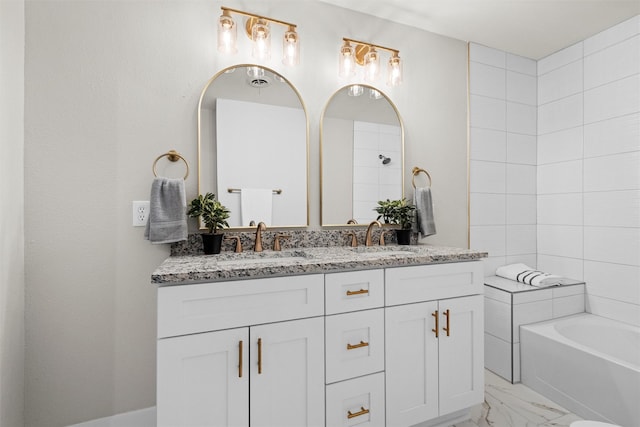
[537,16,639,326]
[469,44,538,276]
[470,15,640,326]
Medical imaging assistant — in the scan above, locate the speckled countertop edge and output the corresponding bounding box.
[152,245,488,285]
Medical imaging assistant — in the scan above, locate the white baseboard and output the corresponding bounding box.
[67,407,156,427]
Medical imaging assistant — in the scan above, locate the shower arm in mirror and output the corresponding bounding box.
[196,64,310,230]
[320,83,405,227]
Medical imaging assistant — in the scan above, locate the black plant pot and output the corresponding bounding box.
[395,229,412,245]
[202,233,224,255]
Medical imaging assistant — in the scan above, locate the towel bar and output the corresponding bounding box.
[411,166,431,188]
[152,150,189,180]
[227,188,282,195]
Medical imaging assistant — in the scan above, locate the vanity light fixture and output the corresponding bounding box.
[338,38,403,87]
[217,6,300,66]
[347,84,364,97]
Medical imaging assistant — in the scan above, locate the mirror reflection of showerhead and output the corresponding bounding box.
[379,154,391,165]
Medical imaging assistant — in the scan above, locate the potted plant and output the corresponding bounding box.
[187,193,230,254]
[374,198,415,245]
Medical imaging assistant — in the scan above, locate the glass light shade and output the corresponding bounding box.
[347,85,364,97]
[251,19,271,60]
[246,66,265,79]
[364,48,380,82]
[282,27,299,66]
[387,54,403,86]
[217,12,237,54]
[369,88,382,99]
[338,41,356,78]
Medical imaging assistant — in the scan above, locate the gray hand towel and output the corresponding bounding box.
[144,177,187,244]
[413,187,436,238]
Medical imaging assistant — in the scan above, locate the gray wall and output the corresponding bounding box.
[1,0,25,425]
[23,1,468,425]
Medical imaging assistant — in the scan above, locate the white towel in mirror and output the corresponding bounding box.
[240,188,273,226]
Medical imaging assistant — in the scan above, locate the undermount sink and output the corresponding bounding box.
[348,246,419,255]
[213,250,311,266]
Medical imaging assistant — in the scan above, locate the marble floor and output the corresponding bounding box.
[453,370,583,427]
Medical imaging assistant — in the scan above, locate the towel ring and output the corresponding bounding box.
[412,166,432,188]
[152,150,189,180]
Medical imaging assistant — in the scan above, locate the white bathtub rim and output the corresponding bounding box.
[520,313,640,372]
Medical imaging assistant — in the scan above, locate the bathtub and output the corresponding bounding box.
[520,313,640,427]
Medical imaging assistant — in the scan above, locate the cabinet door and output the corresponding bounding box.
[438,295,484,415]
[385,301,439,427]
[157,327,248,427]
[250,317,325,427]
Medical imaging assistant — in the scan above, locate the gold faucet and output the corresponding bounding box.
[347,219,358,224]
[365,221,381,246]
[273,234,290,251]
[254,221,267,252]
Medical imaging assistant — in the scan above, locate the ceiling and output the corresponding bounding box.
[317,0,639,59]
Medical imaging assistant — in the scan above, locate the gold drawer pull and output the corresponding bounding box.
[347,406,370,419]
[346,288,369,296]
[346,340,369,350]
[431,310,439,338]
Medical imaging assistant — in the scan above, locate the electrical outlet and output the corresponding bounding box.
[132,201,150,227]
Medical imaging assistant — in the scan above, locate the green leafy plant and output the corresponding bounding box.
[187,193,230,234]
[374,198,415,230]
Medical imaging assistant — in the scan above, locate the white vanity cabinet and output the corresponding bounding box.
[385,263,484,427]
[156,274,325,427]
[155,258,485,427]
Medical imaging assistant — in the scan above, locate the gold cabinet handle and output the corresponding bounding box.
[257,338,262,374]
[346,288,369,296]
[443,309,450,336]
[238,340,243,378]
[431,310,439,338]
[347,406,370,419]
[346,340,369,350]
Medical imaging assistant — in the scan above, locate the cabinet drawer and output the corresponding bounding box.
[326,372,385,427]
[158,274,324,338]
[385,261,483,306]
[325,269,384,315]
[326,309,384,383]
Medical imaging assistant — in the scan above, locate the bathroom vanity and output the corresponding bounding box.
[152,245,486,427]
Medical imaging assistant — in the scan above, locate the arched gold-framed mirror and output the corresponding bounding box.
[320,84,405,226]
[197,64,309,229]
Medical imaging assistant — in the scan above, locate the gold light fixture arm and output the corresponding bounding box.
[342,37,399,56]
[221,6,297,31]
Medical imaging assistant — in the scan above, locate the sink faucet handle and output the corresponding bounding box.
[273,234,291,251]
[224,236,242,253]
[345,231,358,247]
[379,230,393,246]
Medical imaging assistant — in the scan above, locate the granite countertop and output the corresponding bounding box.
[152,245,487,285]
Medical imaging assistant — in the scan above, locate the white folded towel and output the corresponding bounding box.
[495,263,563,287]
[144,177,187,244]
[413,187,436,238]
[240,188,273,226]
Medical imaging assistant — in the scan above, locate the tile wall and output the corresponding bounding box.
[537,16,640,326]
[469,44,538,276]
[352,121,403,223]
[470,16,640,326]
